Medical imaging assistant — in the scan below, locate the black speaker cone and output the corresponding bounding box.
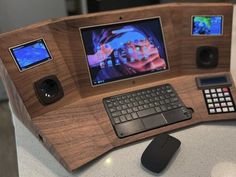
[34,75,64,105]
[40,79,59,98]
[196,46,218,69]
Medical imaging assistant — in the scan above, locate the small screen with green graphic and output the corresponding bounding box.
[192,16,223,35]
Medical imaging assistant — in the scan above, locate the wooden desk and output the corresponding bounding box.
[1,3,236,172]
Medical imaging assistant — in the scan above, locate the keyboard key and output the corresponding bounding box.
[127,108,133,113]
[109,108,116,113]
[138,105,144,110]
[122,105,128,109]
[116,106,122,111]
[149,103,155,107]
[155,107,162,113]
[133,107,138,112]
[114,117,120,124]
[131,112,139,119]
[125,114,132,121]
[121,110,127,115]
[112,111,121,117]
[107,103,113,108]
[137,108,156,118]
[119,115,126,122]
[161,105,167,111]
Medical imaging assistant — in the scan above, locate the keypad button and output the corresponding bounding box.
[209,109,215,113]
[213,98,219,103]
[218,93,223,97]
[224,92,230,96]
[225,97,231,101]
[227,102,233,106]
[210,89,216,93]
[204,89,210,94]
[219,98,225,102]
[212,94,217,98]
[222,107,228,112]
[206,94,211,98]
[221,102,227,107]
[207,99,213,103]
[217,88,222,92]
[214,103,220,108]
[208,104,214,108]
[229,107,235,112]
[216,108,222,113]
[223,88,229,92]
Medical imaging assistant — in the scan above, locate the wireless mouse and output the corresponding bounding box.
[141,133,181,173]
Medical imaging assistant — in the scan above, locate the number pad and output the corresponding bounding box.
[203,87,236,114]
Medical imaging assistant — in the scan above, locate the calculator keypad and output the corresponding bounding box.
[203,87,236,114]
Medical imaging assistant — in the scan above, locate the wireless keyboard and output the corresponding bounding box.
[103,84,192,138]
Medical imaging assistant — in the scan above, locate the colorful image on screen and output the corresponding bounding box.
[192,16,223,35]
[80,17,169,86]
[10,39,52,71]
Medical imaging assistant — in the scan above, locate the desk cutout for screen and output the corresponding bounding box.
[192,15,223,36]
[9,39,53,72]
[80,17,169,86]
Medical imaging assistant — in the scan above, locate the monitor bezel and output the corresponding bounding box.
[9,38,53,72]
[79,16,170,87]
[191,15,224,36]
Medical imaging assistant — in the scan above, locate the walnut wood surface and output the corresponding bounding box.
[0,3,235,171]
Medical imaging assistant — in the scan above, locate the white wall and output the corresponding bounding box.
[0,0,67,33]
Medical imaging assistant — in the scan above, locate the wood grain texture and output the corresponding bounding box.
[0,3,235,171]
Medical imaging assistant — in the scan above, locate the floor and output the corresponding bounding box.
[0,100,19,177]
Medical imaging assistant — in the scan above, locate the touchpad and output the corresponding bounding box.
[142,114,167,129]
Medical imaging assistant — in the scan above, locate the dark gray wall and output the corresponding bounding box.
[0,0,67,33]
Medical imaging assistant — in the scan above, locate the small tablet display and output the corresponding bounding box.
[192,15,223,36]
[10,39,52,71]
[80,17,169,86]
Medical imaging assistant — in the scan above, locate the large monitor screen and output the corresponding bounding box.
[10,39,52,71]
[192,15,223,36]
[80,17,169,86]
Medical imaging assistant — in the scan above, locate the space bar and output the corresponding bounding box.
[137,108,156,118]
